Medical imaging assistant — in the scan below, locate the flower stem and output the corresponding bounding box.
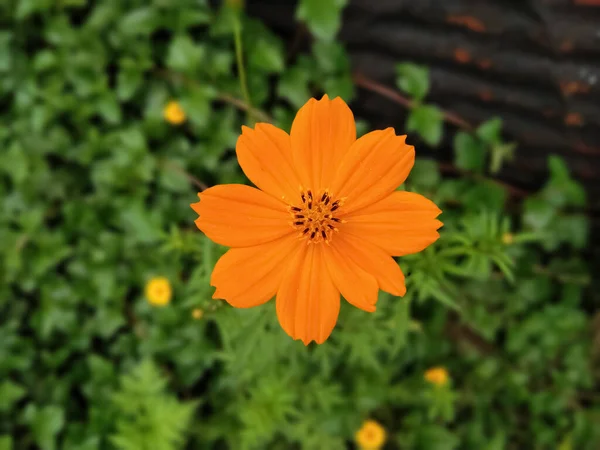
[233,15,255,123]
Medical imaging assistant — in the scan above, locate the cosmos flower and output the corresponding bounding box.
[191,95,442,344]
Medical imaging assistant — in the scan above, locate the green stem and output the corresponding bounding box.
[233,15,254,123]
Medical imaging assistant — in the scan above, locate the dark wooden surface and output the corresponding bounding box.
[248,0,600,214]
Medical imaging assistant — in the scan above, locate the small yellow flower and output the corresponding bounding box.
[163,101,186,125]
[424,367,449,386]
[192,308,204,320]
[502,232,514,245]
[355,420,386,450]
[145,277,172,307]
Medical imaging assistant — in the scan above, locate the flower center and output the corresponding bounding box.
[289,190,343,244]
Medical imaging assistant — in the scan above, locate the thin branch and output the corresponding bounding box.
[216,92,273,123]
[438,163,530,198]
[163,160,208,191]
[154,68,273,123]
[353,72,535,198]
[353,72,473,131]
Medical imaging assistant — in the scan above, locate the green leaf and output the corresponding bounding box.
[119,7,160,36]
[453,132,486,172]
[408,159,440,190]
[0,436,13,450]
[548,155,571,182]
[248,38,284,73]
[406,105,444,147]
[416,425,460,450]
[323,74,355,101]
[476,118,502,144]
[95,94,122,125]
[33,49,57,73]
[296,0,348,41]
[489,142,516,174]
[15,0,52,20]
[166,34,205,74]
[0,381,26,412]
[552,214,589,249]
[396,63,430,100]
[313,40,349,74]
[117,59,145,101]
[180,85,215,130]
[278,66,311,108]
[523,198,556,230]
[0,32,12,72]
[25,405,65,450]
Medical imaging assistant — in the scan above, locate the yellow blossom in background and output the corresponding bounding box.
[145,277,172,307]
[355,419,386,450]
[192,308,204,320]
[424,367,449,386]
[502,232,514,245]
[163,100,186,125]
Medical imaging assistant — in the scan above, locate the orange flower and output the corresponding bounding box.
[191,95,442,344]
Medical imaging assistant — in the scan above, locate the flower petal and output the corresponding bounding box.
[211,235,299,308]
[290,95,356,193]
[276,244,340,345]
[236,123,302,203]
[334,232,406,297]
[331,128,415,215]
[191,184,292,247]
[341,191,443,256]
[324,243,378,312]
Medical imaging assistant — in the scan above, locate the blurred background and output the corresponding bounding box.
[1,0,599,449]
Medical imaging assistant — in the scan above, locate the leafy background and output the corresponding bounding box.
[1,0,599,449]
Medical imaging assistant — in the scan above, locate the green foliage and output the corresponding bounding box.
[111,361,196,450]
[407,105,444,147]
[397,63,517,174]
[297,0,348,41]
[396,62,430,101]
[1,1,598,450]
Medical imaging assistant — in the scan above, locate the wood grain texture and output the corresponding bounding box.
[248,0,600,214]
